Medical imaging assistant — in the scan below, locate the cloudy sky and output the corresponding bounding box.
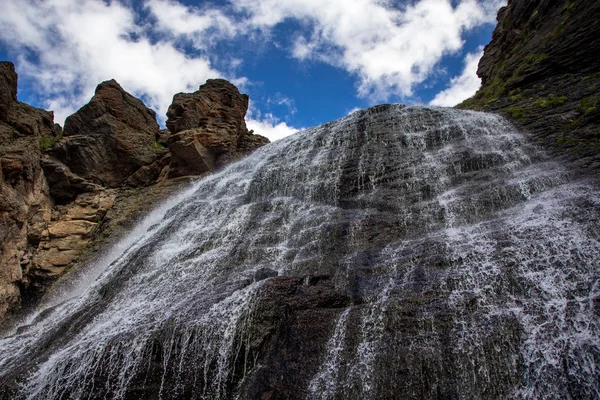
[0,0,505,141]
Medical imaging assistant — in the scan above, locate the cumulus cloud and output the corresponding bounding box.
[231,0,500,100]
[246,102,300,141]
[247,117,299,142]
[0,0,225,125]
[0,0,504,130]
[147,0,238,46]
[429,47,483,107]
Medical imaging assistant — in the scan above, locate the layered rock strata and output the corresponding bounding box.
[0,63,269,324]
[0,62,60,319]
[54,79,164,188]
[165,79,269,178]
[458,0,600,172]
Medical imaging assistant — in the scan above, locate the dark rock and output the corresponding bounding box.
[124,154,170,187]
[0,65,57,322]
[253,267,279,282]
[165,79,269,177]
[156,128,170,147]
[0,62,18,121]
[55,79,162,187]
[40,156,101,202]
[458,0,600,173]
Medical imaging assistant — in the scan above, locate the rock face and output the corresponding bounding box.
[1,105,599,399]
[0,62,59,320]
[0,63,270,325]
[54,79,163,187]
[0,63,17,120]
[459,0,600,171]
[165,79,269,178]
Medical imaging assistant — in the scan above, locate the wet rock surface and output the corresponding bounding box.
[0,63,268,325]
[1,105,598,399]
[459,0,600,173]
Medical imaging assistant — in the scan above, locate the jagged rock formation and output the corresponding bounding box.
[0,62,59,319]
[0,63,269,324]
[53,79,164,188]
[458,0,600,171]
[1,105,599,399]
[165,79,269,178]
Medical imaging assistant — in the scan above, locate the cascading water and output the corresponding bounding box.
[1,105,599,399]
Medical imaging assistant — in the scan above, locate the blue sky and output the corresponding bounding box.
[0,0,505,140]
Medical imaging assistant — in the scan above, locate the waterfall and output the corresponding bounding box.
[1,105,599,399]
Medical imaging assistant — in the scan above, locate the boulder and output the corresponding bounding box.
[40,156,101,203]
[55,80,162,187]
[164,79,269,178]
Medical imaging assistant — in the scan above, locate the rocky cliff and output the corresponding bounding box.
[165,79,269,178]
[1,104,598,399]
[0,63,269,325]
[458,0,600,171]
[0,63,59,320]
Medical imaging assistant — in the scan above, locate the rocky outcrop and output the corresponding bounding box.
[0,62,59,319]
[0,64,271,325]
[40,156,101,202]
[31,191,115,277]
[54,80,164,187]
[0,63,17,121]
[458,0,600,172]
[165,79,269,178]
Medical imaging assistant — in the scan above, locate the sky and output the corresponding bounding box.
[0,0,506,141]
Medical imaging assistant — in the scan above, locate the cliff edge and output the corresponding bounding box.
[459,0,600,172]
[0,64,269,325]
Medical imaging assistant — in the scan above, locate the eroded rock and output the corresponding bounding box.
[459,0,600,171]
[54,80,162,187]
[165,79,269,178]
[0,62,57,320]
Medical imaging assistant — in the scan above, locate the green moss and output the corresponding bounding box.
[458,75,506,109]
[39,137,54,150]
[524,53,548,65]
[589,86,597,94]
[39,131,63,151]
[565,0,575,13]
[577,97,598,116]
[153,141,165,150]
[509,89,523,102]
[506,107,525,122]
[533,94,567,108]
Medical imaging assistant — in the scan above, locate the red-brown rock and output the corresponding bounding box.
[54,80,162,187]
[0,62,58,321]
[164,79,269,178]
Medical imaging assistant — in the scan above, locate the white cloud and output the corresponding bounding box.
[246,117,299,142]
[429,47,483,107]
[267,93,297,115]
[0,0,506,129]
[246,101,300,141]
[146,0,238,46]
[230,0,501,100]
[0,0,227,125]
